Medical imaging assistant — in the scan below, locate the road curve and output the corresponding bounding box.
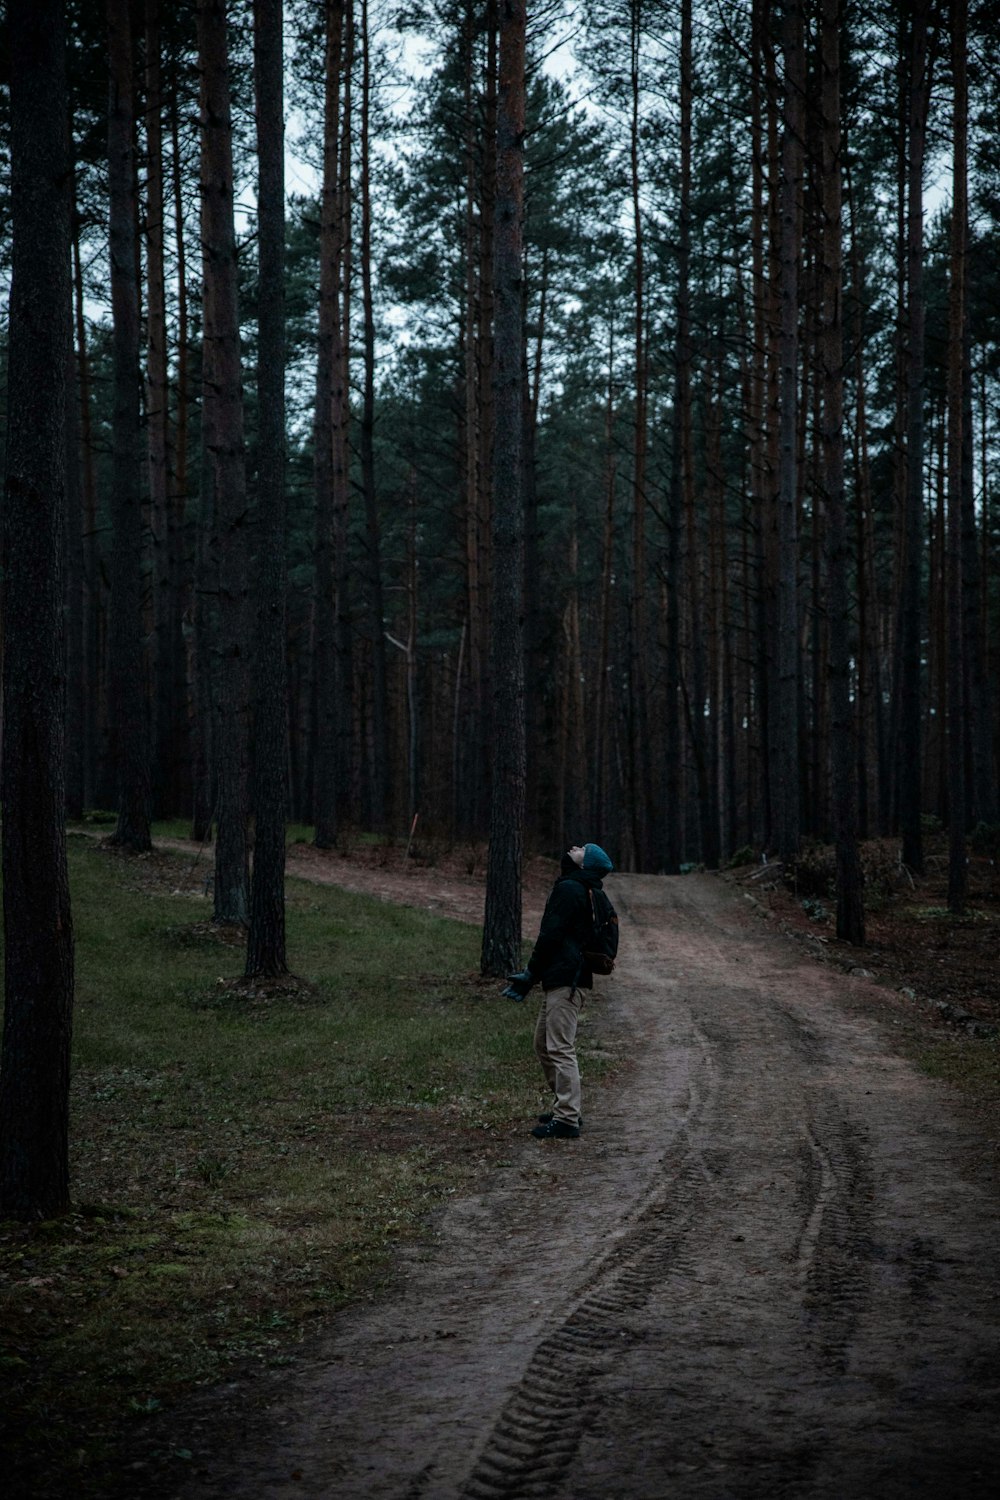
[169,873,1000,1500]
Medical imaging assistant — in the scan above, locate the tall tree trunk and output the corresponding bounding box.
[477,0,498,816]
[845,151,882,840]
[246,0,289,978]
[65,175,86,821]
[0,0,75,1221]
[946,0,967,911]
[666,0,693,875]
[627,0,651,871]
[819,0,864,943]
[359,0,389,832]
[762,13,782,851]
[522,255,544,840]
[198,0,250,922]
[145,0,172,816]
[458,0,480,836]
[746,0,768,853]
[72,193,101,810]
[593,325,616,839]
[313,0,353,844]
[964,332,994,825]
[773,0,804,867]
[334,4,355,824]
[169,71,198,827]
[167,70,194,822]
[481,0,526,977]
[107,0,153,852]
[898,2,932,874]
[312,0,345,847]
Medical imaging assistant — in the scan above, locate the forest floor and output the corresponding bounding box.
[113,832,1000,1500]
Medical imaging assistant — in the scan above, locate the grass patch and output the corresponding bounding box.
[148,818,389,848]
[913,1035,1000,1102]
[0,840,615,1495]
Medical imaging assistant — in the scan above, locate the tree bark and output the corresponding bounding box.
[946,0,967,910]
[312,0,351,849]
[0,0,75,1221]
[145,0,173,817]
[818,0,864,943]
[627,0,651,871]
[774,0,804,867]
[169,71,199,828]
[107,0,153,852]
[198,0,251,922]
[359,0,389,832]
[65,176,86,822]
[246,0,289,978]
[666,0,693,875]
[71,190,101,811]
[898,1,932,874]
[481,0,526,977]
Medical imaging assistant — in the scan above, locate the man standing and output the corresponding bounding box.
[503,843,616,1139]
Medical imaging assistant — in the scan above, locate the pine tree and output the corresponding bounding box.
[246,0,289,977]
[0,0,76,1221]
[198,0,251,922]
[107,0,153,852]
[481,0,527,977]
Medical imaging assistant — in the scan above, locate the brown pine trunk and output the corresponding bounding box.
[746,0,767,850]
[145,0,173,816]
[845,151,883,839]
[946,0,968,911]
[72,194,102,810]
[819,0,864,943]
[458,1,480,836]
[65,171,86,821]
[0,0,75,1221]
[312,2,343,847]
[198,0,251,922]
[964,335,995,824]
[704,357,724,869]
[359,0,389,833]
[666,0,693,874]
[593,327,616,839]
[246,0,289,978]
[773,0,804,867]
[762,11,782,851]
[627,0,651,871]
[481,0,526,977]
[169,72,197,825]
[335,2,355,825]
[898,2,932,874]
[474,0,498,836]
[107,0,152,852]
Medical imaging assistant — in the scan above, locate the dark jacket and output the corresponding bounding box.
[527,861,606,992]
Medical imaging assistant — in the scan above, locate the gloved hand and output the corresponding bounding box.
[501,968,533,1001]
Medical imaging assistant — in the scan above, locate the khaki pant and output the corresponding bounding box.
[533,985,582,1125]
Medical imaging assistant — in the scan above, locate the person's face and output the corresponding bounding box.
[568,845,586,867]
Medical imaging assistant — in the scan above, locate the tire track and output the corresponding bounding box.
[460,893,720,1500]
[459,1142,704,1500]
[797,1108,874,1374]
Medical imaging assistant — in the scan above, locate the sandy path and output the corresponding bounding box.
[162,873,999,1499]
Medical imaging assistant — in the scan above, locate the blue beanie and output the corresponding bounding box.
[582,843,613,876]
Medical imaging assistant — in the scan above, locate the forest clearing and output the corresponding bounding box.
[2,831,999,1496]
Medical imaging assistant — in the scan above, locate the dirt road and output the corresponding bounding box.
[171,873,1000,1499]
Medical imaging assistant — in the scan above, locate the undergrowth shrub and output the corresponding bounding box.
[788,838,906,911]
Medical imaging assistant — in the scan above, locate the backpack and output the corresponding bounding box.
[583,887,619,976]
